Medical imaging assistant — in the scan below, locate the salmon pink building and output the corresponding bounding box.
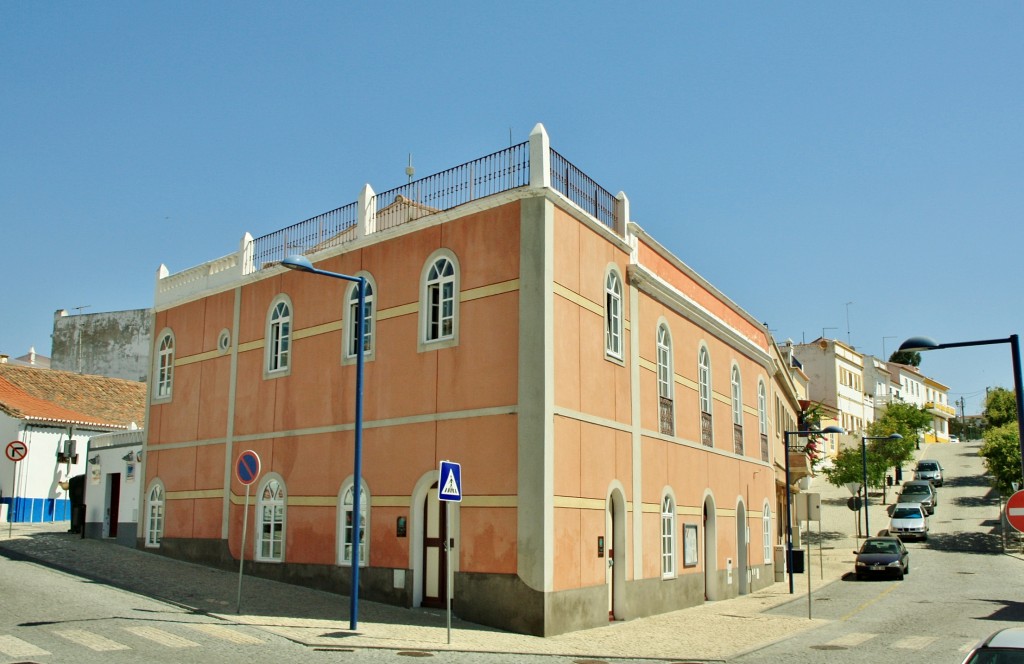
[143,124,800,636]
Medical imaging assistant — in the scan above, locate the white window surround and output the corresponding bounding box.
[661,492,676,578]
[758,380,768,436]
[265,294,293,378]
[698,345,712,415]
[153,329,174,402]
[762,503,772,563]
[338,479,370,567]
[145,480,165,548]
[419,249,460,351]
[256,474,286,563]
[657,323,673,399]
[731,364,743,426]
[343,274,376,363]
[604,268,623,360]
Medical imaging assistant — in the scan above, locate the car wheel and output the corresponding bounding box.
[904,562,910,575]
[896,567,904,580]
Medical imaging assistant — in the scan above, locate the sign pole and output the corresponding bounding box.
[233,450,261,614]
[437,460,462,645]
[446,499,452,645]
[236,483,250,614]
[8,461,16,538]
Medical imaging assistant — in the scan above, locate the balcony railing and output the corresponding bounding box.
[252,203,358,269]
[160,127,626,307]
[550,149,617,231]
[372,142,530,233]
[733,424,744,456]
[659,397,674,436]
[701,411,713,447]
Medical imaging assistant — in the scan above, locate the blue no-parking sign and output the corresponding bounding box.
[236,450,261,486]
[438,460,462,502]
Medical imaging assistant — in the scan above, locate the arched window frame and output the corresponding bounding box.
[657,322,674,435]
[698,344,713,446]
[265,294,293,378]
[419,250,460,350]
[604,267,624,360]
[153,329,175,402]
[343,273,376,364]
[144,479,165,548]
[661,490,677,579]
[255,474,287,563]
[762,503,773,564]
[758,380,768,436]
[338,477,370,567]
[731,364,743,426]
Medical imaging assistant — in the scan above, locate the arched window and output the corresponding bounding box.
[657,323,674,435]
[661,493,676,578]
[731,365,743,425]
[758,380,768,436]
[266,296,292,376]
[256,477,286,562]
[762,504,772,563]
[339,480,369,566]
[345,276,375,359]
[605,269,623,359]
[732,365,743,455]
[698,346,713,446]
[758,380,769,461]
[145,481,164,548]
[154,331,174,400]
[421,252,459,346]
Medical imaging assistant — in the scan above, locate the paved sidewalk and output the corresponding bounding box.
[0,473,868,662]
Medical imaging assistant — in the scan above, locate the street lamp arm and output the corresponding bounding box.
[899,335,1014,352]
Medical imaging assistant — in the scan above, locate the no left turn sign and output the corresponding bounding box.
[6,441,27,462]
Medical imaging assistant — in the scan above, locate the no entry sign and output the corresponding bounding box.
[1007,490,1024,533]
[5,441,27,462]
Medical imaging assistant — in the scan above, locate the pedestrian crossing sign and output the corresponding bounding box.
[438,460,462,502]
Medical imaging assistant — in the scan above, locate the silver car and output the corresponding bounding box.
[888,503,929,541]
[897,479,937,515]
[914,459,944,486]
[962,626,1024,663]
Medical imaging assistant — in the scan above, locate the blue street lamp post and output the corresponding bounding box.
[860,434,902,538]
[282,254,366,631]
[899,335,1024,480]
[783,426,845,594]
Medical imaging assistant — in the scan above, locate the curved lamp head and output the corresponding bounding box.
[898,336,939,353]
[820,425,845,435]
[888,433,904,440]
[282,254,315,273]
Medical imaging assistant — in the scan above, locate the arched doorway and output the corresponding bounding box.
[736,500,748,596]
[606,487,626,620]
[703,494,718,600]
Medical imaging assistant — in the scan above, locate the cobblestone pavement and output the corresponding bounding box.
[0,466,878,661]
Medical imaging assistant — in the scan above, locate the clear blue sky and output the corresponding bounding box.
[2,2,1021,415]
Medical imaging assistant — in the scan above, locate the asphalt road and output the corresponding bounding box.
[734,438,1024,664]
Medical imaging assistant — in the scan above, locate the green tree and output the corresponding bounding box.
[822,445,889,491]
[978,422,1022,494]
[985,387,1018,428]
[867,400,931,465]
[888,350,921,367]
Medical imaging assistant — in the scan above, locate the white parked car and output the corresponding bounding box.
[888,503,929,542]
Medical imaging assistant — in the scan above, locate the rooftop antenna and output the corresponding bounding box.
[405,154,415,183]
[73,305,91,373]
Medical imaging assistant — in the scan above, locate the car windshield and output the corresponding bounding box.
[892,507,923,519]
[964,649,1024,664]
[902,485,929,494]
[918,463,939,471]
[862,541,899,554]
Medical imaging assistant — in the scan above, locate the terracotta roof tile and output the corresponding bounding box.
[0,364,146,429]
